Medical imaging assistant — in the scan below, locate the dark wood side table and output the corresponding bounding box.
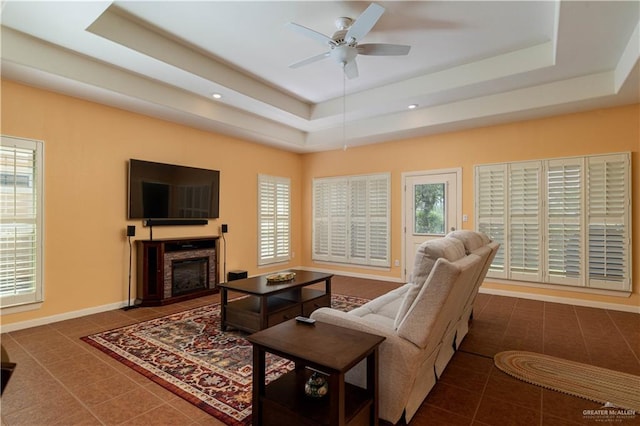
[248,319,385,426]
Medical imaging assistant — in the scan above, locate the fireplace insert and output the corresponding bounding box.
[172,257,208,296]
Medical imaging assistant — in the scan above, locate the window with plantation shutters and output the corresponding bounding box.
[258,175,290,265]
[475,152,630,292]
[1,136,44,308]
[313,173,390,267]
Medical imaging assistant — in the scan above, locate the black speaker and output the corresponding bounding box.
[222,224,228,233]
[228,270,247,281]
[127,225,136,237]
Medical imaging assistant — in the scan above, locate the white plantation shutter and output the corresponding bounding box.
[313,178,348,262]
[329,180,348,259]
[587,154,630,290]
[475,164,506,278]
[313,173,390,267]
[367,175,390,266]
[258,175,290,265]
[313,180,330,258]
[349,177,367,263]
[475,152,631,293]
[546,159,583,285]
[0,136,44,307]
[508,162,542,281]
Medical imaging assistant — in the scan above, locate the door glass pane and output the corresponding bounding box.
[414,183,445,235]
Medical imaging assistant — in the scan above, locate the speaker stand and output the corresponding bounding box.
[122,234,140,311]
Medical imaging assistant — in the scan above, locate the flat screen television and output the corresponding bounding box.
[128,159,220,219]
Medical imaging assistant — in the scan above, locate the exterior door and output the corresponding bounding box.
[403,170,460,282]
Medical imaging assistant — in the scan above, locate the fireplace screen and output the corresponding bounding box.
[172,258,208,296]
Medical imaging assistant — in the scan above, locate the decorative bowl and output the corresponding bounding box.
[265,271,296,283]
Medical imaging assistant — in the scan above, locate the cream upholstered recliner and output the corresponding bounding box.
[447,230,500,349]
[310,231,498,424]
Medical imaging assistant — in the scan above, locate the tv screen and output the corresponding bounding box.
[128,159,220,219]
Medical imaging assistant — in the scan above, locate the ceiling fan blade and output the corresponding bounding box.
[357,43,411,56]
[345,3,385,43]
[286,22,336,46]
[289,52,331,69]
[343,60,359,79]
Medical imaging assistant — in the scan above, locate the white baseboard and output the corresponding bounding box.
[1,301,127,333]
[478,287,640,314]
[4,272,635,333]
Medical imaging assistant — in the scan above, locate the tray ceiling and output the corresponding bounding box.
[2,1,638,152]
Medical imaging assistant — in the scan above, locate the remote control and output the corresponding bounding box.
[295,316,316,325]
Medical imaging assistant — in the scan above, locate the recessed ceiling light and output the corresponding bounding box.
[212,93,222,99]
[408,104,418,109]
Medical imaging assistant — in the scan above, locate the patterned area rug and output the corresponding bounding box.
[82,294,367,425]
[494,351,640,412]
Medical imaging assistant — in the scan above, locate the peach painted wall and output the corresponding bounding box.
[300,104,640,310]
[0,81,302,326]
[1,79,638,328]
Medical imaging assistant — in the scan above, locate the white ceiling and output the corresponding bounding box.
[1,1,639,153]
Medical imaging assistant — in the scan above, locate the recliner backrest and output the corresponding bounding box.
[394,238,466,329]
[411,237,465,288]
[397,254,481,353]
[446,230,489,254]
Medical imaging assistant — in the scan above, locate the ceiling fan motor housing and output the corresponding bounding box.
[331,29,350,45]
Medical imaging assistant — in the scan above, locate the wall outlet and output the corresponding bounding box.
[394,259,400,267]
[462,214,469,222]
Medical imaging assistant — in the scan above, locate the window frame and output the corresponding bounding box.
[0,135,44,309]
[475,152,631,292]
[257,174,291,266]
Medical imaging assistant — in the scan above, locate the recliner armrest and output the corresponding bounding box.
[311,307,399,341]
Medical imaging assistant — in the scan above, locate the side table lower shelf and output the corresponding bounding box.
[262,369,372,426]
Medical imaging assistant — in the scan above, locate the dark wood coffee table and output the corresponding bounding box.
[248,319,385,426]
[218,270,332,333]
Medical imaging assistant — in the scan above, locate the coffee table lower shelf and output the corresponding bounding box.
[224,288,330,333]
[261,369,372,426]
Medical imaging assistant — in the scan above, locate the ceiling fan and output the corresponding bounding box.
[286,2,411,79]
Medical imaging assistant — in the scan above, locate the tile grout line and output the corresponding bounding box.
[605,309,640,366]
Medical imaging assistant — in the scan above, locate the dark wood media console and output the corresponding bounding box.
[136,236,219,306]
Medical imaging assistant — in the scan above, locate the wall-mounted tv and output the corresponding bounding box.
[128,159,220,219]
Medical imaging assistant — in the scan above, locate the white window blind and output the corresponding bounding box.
[546,159,583,285]
[475,153,630,292]
[313,173,390,267]
[476,164,506,277]
[258,175,290,265]
[587,154,629,290]
[508,162,542,281]
[1,136,44,308]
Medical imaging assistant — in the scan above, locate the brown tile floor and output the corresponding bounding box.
[1,276,639,425]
